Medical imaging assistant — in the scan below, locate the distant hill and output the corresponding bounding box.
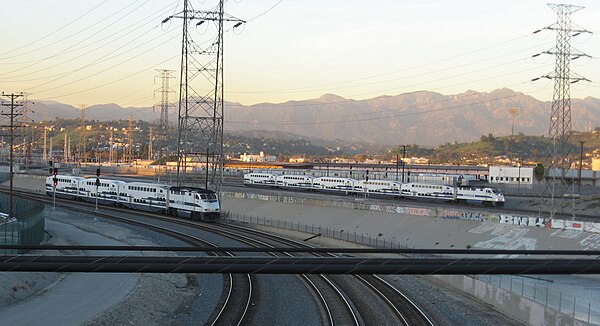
[31,89,600,146]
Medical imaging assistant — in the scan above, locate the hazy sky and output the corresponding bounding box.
[1,0,599,108]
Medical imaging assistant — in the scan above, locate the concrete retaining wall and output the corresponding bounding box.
[434,275,581,326]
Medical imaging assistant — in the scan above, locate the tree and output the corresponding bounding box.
[534,163,545,183]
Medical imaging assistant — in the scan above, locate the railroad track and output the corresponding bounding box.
[2,189,254,326]
[207,221,436,326]
[8,188,435,325]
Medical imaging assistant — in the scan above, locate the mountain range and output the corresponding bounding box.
[28,89,600,147]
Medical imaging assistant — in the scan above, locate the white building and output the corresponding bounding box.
[240,151,277,163]
[489,166,534,185]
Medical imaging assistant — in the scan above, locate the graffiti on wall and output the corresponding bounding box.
[441,210,497,223]
[499,214,547,227]
[470,223,537,252]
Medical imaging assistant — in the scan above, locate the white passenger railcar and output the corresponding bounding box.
[45,175,85,199]
[400,183,455,200]
[122,182,169,212]
[312,177,356,191]
[244,173,277,186]
[355,180,401,195]
[242,173,505,207]
[275,175,314,189]
[80,178,127,205]
[46,174,221,221]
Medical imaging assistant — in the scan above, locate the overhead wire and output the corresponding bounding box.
[0,0,149,70]
[246,0,284,22]
[27,30,181,94]
[0,0,179,80]
[227,87,547,127]
[230,42,552,96]
[34,53,180,102]
[0,0,110,59]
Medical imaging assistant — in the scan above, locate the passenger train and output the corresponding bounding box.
[244,173,505,207]
[45,175,220,221]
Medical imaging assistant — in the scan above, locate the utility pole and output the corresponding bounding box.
[578,141,584,192]
[63,134,68,163]
[399,145,409,183]
[532,4,591,218]
[148,126,153,161]
[0,92,24,219]
[395,153,399,182]
[507,107,520,166]
[127,115,133,163]
[43,128,47,161]
[164,0,244,193]
[78,104,86,164]
[109,130,114,164]
[48,138,52,161]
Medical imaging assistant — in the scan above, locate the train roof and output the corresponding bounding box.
[48,175,85,180]
[169,186,215,194]
[126,181,169,188]
[84,178,127,184]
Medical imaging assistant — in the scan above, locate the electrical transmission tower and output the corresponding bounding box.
[163,0,244,192]
[533,4,591,218]
[154,69,176,145]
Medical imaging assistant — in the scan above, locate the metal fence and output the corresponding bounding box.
[222,211,598,324]
[222,210,414,250]
[0,194,45,252]
[474,274,599,325]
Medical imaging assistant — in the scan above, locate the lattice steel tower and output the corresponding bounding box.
[154,69,175,142]
[534,4,590,218]
[163,0,244,192]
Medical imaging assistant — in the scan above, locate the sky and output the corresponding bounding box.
[1,0,599,108]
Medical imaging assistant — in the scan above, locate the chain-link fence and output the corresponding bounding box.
[474,274,599,325]
[222,210,413,250]
[0,194,45,253]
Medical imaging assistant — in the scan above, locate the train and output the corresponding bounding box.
[244,173,505,207]
[45,175,220,221]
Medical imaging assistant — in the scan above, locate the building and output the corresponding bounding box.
[593,158,600,171]
[488,166,534,185]
[240,151,277,163]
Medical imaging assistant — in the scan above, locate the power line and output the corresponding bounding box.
[26,32,181,94]
[0,0,110,59]
[246,0,284,22]
[228,90,544,126]
[0,1,179,79]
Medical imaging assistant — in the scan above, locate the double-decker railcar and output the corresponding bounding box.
[355,179,402,195]
[45,175,221,222]
[275,175,314,189]
[122,182,169,212]
[45,175,85,199]
[244,173,277,186]
[80,178,127,206]
[312,177,356,192]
